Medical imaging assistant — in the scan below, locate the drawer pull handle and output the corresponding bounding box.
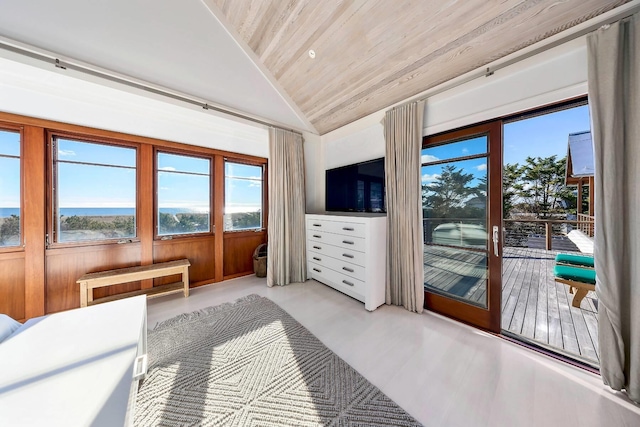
[313,223,322,227]
[342,240,354,245]
[342,267,354,273]
[313,268,321,273]
[313,257,321,261]
[313,245,321,250]
[313,234,321,238]
[342,253,354,259]
[133,354,148,381]
[342,280,354,287]
[343,227,354,231]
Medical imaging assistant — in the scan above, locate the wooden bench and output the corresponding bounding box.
[553,264,596,308]
[77,259,190,307]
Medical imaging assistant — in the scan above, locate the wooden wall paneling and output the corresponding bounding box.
[0,252,26,320]
[0,111,268,317]
[213,155,225,282]
[45,243,142,313]
[153,236,215,287]
[23,125,46,318]
[223,232,266,278]
[139,144,154,290]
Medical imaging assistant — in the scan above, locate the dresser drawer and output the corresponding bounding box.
[307,242,366,267]
[307,251,365,281]
[308,261,366,296]
[307,230,366,252]
[307,218,366,239]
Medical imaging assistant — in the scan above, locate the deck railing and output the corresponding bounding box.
[423,217,594,251]
[577,213,595,237]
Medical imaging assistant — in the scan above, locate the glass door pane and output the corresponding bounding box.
[423,139,489,307]
[422,122,502,332]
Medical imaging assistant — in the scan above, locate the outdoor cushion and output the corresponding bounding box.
[555,253,594,268]
[554,265,596,284]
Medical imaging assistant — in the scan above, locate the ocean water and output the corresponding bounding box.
[0,207,208,218]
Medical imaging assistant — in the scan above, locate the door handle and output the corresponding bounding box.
[492,225,499,257]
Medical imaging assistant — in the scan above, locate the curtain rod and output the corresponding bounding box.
[0,39,303,136]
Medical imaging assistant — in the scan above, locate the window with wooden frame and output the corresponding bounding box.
[0,128,21,248]
[156,150,212,238]
[224,160,264,232]
[50,135,137,244]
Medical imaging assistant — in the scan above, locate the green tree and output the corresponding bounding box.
[423,165,476,218]
[113,216,135,235]
[0,214,20,245]
[503,163,522,219]
[514,155,571,218]
[231,211,261,229]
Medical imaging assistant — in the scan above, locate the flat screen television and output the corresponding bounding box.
[325,157,386,213]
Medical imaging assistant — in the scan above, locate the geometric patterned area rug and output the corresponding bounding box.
[135,294,422,426]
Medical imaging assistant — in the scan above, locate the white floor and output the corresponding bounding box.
[147,276,640,427]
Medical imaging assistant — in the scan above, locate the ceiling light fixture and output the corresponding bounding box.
[308,49,316,59]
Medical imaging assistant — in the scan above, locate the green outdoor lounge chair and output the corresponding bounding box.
[555,253,595,269]
[554,264,596,308]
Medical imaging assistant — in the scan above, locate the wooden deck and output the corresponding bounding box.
[424,246,599,364]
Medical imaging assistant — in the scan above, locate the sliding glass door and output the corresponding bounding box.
[422,122,502,332]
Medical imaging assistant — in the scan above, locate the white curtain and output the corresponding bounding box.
[267,128,307,287]
[383,101,425,313]
[588,14,640,403]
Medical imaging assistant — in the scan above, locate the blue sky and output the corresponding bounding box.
[421,104,591,189]
[0,134,263,212]
[225,162,262,213]
[422,136,487,188]
[503,104,591,165]
[56,139,137,208]
[0,130,20,208]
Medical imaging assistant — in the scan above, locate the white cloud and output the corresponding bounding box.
[421,154,439,163]
[462,148,469,154]
[58,149,76,156]
[159,187,170,191]
[476,163,487,171]
[422,173,440,183]
[159,166,176,171]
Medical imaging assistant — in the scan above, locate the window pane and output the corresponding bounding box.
[224,162,262,231]
[157,153,211,236]
[0,130,20,156]
[158,152,209,175]
[55,139,136,243]
[422,157,487,249]
[0,130,20,247]
[225,162,262,179]
[421,136,487,164]
[57,138,135,167]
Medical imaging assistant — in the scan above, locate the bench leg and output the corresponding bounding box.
[183,267,190,298]
[80,281,88,308]
[572,288,588,308]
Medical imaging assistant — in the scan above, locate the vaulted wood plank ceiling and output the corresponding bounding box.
[213,0,630,134]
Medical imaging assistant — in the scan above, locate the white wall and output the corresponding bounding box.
[302,132,323,213]
[314,36,589,211]
[0,53,270,158]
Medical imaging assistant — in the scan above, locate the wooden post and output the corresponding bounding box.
[577,179,583,214]
[545,221,552,251]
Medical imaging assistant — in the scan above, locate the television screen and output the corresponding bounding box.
[325,158,385,213]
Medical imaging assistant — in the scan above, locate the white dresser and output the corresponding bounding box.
[0,296,147,427]
[306,213,386,311]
